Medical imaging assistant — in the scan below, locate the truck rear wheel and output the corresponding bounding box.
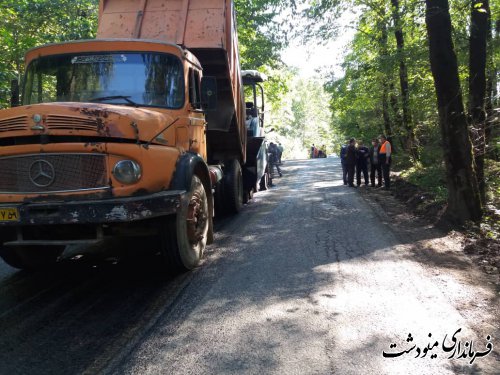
[248,187,254,201]
[260,171,269,191]
[161,175,209,272]
[0,245,64,270]
[223,159,243,214]
[242,187,255,205]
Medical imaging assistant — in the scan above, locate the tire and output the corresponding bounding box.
[160,175,209,272]
[242,187,255,204]
[0,245,64,270]
[223,159,243,214]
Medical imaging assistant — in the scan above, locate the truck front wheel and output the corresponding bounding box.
[0,245,64,270]
[161,175,209,272]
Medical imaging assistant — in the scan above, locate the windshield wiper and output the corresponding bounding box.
[89,95,138,107]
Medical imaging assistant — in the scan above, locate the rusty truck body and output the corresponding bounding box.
[0,0,269,272]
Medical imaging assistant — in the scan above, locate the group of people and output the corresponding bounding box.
[340,135,392,189]
[310,144,327,159]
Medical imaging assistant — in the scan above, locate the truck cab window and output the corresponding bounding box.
[23,53,185,109]
[25,72,58,104]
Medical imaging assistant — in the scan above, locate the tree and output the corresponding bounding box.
[425,0,482,223]
[484,13,499,159]
[390,0,418,160]
[468,0,490,203]
[377,13,393,140]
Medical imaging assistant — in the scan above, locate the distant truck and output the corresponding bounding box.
[0,0,269,272]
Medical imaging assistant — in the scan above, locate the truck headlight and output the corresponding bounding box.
[113,160,142,184]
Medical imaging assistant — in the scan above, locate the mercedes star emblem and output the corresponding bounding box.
[29,160,56,187]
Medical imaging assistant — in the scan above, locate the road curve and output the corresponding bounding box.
[0,158,497,375]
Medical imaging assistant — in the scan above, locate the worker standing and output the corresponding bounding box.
[345,138,356,187]
[369,138,382,187]
[356,140,370,186]
[378,135,392,189]
[340,143,348,185]
[268,142,282,177]
[277,143,284,164]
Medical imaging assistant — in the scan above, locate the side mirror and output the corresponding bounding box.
[201,76,217,111]
[10,79,20,107]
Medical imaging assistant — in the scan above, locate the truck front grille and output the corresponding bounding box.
[0,154,108,193]
[0,116,29,132]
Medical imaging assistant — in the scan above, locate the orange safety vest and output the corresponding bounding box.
[380,141,390,154]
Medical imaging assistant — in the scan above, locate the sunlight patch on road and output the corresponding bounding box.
[313,181,343,188]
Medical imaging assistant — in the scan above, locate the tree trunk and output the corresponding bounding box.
[378,17,393,139]
[382,81,392,138]
[468,0,490,204]
[389,84,404,150]
[390,0,418,160]
[486,19,499,160]
[425,0,482,224]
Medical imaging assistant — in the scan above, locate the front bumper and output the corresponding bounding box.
[0,190,185,226]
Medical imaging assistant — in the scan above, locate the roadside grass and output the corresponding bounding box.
[398,162,448,203]
[394,158,499,239]
[483,159,500,239]
[485,159,500,208]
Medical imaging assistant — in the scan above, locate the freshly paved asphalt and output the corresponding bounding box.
[0,158,497,374]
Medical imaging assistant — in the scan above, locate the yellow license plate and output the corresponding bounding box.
[0,208,20,222]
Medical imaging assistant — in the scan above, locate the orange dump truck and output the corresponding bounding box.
[0,0,269,272]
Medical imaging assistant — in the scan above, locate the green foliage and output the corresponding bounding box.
[321,0,497,163]
[0,0,99,107]
[400,162,448,202]
[301,0,343,41]
[235,0,290,70]
[266,71,338,159]
[485,159,500,207]
[479,161,500,239]
[325,27,394,147]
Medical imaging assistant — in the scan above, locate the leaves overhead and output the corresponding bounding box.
[0,0,99,105]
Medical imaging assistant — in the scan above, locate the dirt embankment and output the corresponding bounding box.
[359,175,499,282]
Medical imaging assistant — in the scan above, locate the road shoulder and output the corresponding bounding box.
[357,185,499,369]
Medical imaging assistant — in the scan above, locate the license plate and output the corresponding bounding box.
[0,208,20,222]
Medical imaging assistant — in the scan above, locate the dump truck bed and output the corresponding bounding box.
[98,0,246,162]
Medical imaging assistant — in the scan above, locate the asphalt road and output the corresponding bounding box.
[0,158,497,375]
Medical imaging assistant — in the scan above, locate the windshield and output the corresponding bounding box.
[23,52,185,109]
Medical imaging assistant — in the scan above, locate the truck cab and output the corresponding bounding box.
[0,39,214,271]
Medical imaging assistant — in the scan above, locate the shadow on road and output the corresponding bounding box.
[0,158,494,375]
[0,242,192,374]
[107,159,497,374]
